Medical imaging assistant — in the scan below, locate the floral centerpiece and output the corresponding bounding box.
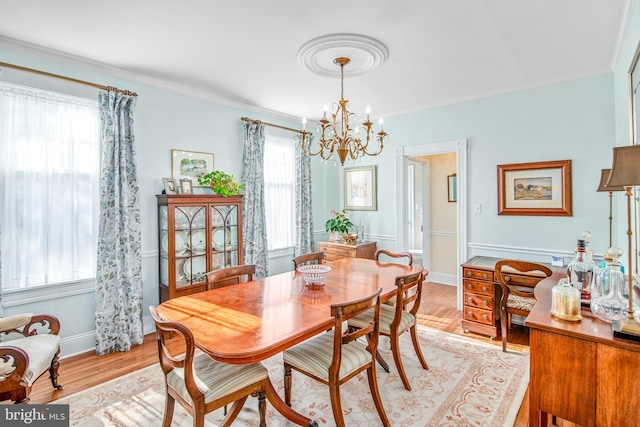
[325,209,353,241]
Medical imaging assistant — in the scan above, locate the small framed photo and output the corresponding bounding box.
[162,178,178,194]
[172,149,214,185]
[180,178,193,194]
[497,159,572,216]
[344,166,377,211]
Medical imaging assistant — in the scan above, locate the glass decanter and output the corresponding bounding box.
[590,247,629,323]
[566,238,595,302]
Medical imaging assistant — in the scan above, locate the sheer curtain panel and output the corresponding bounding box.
[95,89,143,355]
[0,83,99,294]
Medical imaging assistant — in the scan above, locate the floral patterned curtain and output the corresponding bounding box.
[241,121,269,278]
[95,89,143,355]
[294,134,314,256]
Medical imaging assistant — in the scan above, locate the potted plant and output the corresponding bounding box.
[325,209,353,241]
[197,170,244,197]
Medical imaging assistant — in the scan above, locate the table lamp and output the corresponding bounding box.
[606,145,640,341]
[596,168,626,248]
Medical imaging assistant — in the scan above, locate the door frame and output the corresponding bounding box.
[396,139,468,310]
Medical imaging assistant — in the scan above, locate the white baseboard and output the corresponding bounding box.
[426,272,457,286]
[59,315,156,359]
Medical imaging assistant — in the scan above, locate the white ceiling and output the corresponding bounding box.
[0,1,633,123]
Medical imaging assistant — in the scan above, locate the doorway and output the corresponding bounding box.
[396,139,468,310]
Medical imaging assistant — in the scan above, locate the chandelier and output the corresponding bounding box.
[300,57,387,166]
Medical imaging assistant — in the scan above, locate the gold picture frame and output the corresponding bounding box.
[171,149,214,185]
[497,159,572,216]
[344,166,377,211]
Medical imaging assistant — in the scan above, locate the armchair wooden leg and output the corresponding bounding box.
[501,309,508,352]
[366,365,390,427]
[49,350,63,390]
[390,333,411,391]
[219,396,248,427]
[409,325,429,370]
[161,392,175,427]
[328,382,346,427]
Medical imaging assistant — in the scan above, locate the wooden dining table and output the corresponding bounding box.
[157,257,424,426]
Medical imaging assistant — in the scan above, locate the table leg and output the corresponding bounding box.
[265,377,318,427]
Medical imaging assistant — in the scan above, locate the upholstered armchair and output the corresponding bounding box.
[0,313,62,403]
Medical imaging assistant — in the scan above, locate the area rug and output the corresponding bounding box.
[52,326,528,426]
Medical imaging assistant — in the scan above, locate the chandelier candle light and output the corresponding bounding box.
[300,57,387,166]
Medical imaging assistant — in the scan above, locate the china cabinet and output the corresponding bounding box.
[157,194,243,302]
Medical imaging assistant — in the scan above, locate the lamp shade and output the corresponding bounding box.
[607,145,640,187]
[597,169,626,192]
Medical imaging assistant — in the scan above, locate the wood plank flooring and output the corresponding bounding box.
[22,282,534,425]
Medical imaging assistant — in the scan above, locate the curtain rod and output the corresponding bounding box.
[241,116,304,135]
[0,61,138,96]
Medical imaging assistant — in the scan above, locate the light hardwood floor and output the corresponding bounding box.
[23,282,533,425]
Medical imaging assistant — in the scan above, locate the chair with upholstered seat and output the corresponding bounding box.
[374,248,413,266]
[495,260,553,352]
[0,313,63,403]
[292,252,325,269]
[348,271,428,390]
[283,288,389,427]
[149,305,268,427]
[205,264,256,290]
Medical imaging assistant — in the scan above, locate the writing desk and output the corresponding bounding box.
[157,257,423,426]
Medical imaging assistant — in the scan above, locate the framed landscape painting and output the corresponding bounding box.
[171,149,214,185]
[497,159,572,216]
[344,166,377,211]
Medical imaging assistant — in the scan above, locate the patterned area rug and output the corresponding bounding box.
[52,326,528,426]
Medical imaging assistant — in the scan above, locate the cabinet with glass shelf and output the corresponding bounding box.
[157,194,243,302]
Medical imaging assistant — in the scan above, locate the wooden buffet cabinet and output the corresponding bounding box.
[526,273,640,427]
[157,194,243,302]
[461,256,553,338]
[317,240,376,261]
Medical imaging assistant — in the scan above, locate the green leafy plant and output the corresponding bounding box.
[197,170,244,197]
[324,209,353,233]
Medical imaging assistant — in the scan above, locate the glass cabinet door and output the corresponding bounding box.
[211,204,239,271]
[175,205,207,286]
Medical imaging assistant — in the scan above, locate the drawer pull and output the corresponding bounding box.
[482,286,488,292]
[482,314,489,320]
[467,271,472,276]
[483,273,488,279]
[504,275,511,282]
[483,300,489,306]
[467,311,474,317]
[467,297,474,303]
[467,284,473,289]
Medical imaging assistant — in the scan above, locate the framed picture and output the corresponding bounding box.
[497,159,572,216]
[180,178,193,194]
[162,177,178,194]
[447,173,457,202]
[344,166,377,211]
[171,149,214,185]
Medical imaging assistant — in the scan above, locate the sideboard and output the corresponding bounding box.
[317,240,376,261]
[526,273,640,427]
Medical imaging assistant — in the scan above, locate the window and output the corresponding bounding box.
[0,82,100,290]
[264,133,296,251]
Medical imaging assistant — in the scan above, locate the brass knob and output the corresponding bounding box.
[468,311,474,317]
[482,286,488,292]
[505,275,511,282]
[467,271,472,276]
[483,273,488,279]
[467,297,474,303]
[467,284,473,289]
[483,300,489,306]
[482,314,489,320]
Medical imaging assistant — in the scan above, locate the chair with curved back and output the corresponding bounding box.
[149,305,268,427]
[205,264,256,290]
[374,248,413,266]
[348,270,428,390]
[495,259,553,352]
[283,288,389,427]
[292,252,325,269]
[0,313,63,403]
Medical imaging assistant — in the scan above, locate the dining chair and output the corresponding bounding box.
[149,306,268,427]
[374,248,413,266]
[0,313,63,403]
[283,288,390,427]
[292,251,325,268]
[205,264,256,290]
[495,260,553,352]
[348,271,428,390]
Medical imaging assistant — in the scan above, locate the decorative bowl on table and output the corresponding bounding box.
[341,233,359,244]
[297,265,332,286]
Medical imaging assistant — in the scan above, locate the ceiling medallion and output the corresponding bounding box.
[297,34,389,78]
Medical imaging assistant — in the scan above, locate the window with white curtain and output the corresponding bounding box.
[0,82,100,290]
[264,133,295,251]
